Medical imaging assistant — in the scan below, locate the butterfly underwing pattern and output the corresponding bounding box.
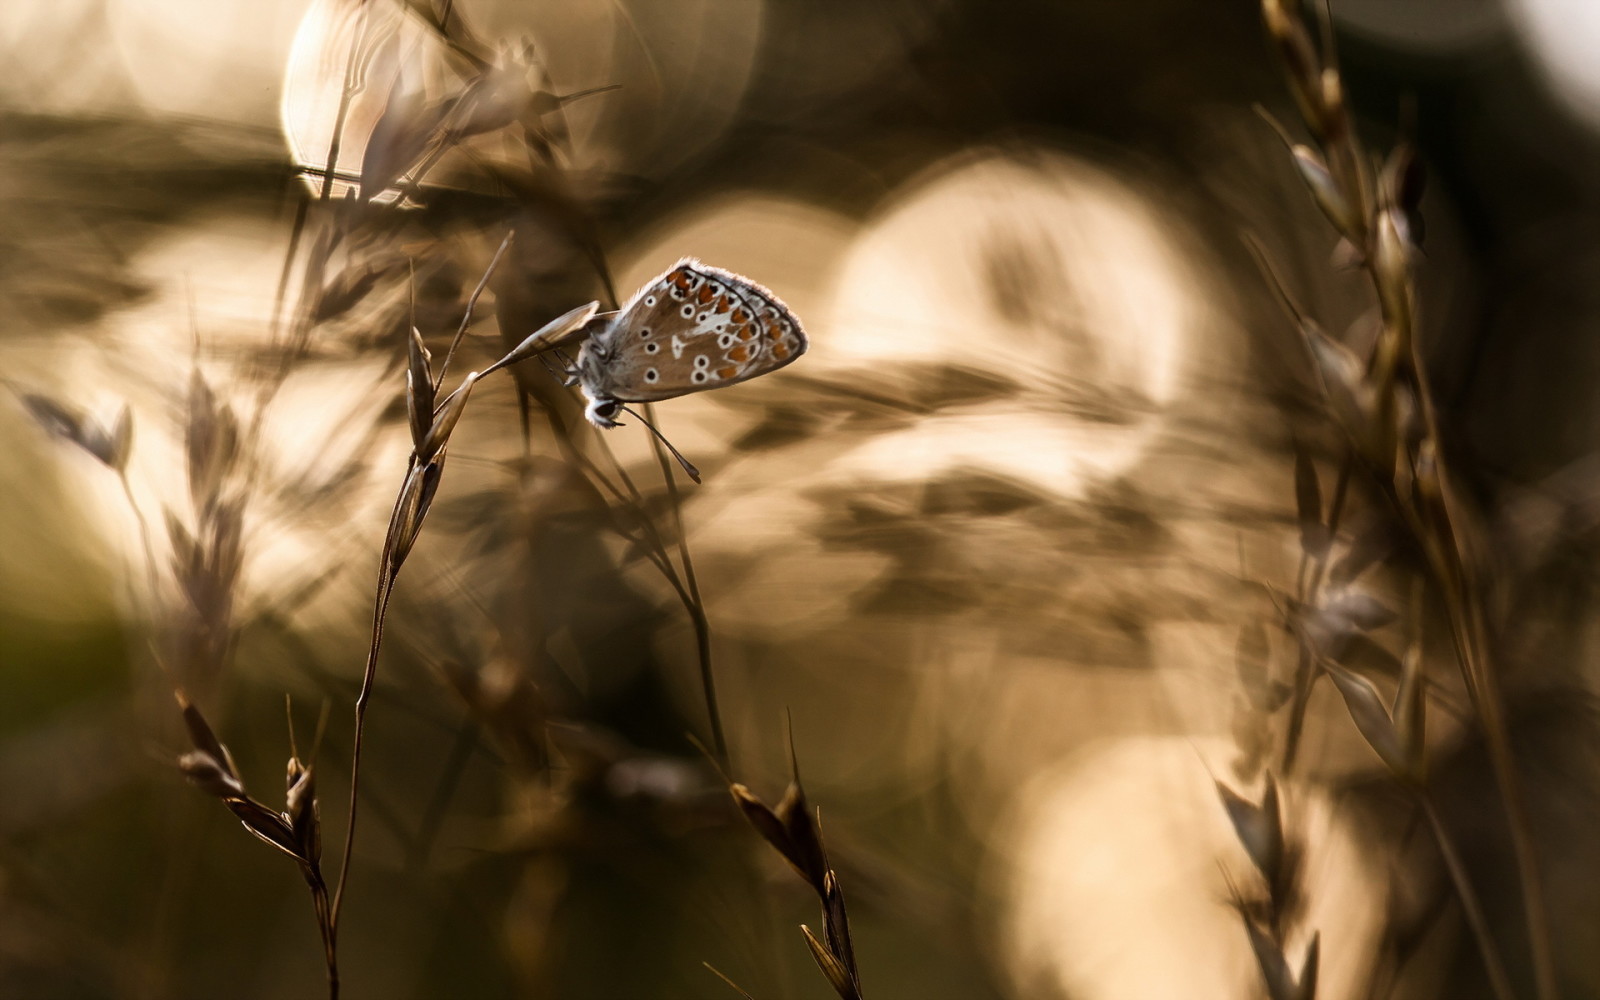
[572,258,807,428]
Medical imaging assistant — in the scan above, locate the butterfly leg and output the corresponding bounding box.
[555,347,580,386]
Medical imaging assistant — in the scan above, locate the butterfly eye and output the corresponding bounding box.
[591,400,621,421]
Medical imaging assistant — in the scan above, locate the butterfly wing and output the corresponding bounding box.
[580,259,807,404]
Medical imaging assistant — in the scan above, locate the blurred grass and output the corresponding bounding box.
[4,2,1600,999]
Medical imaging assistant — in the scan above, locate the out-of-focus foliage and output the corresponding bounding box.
[4,2,1600,1000]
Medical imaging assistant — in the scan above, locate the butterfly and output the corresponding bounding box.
[494,258,804,425]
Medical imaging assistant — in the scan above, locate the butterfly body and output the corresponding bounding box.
[574,258,807,427]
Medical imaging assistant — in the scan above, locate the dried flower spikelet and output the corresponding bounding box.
[179,750,246,799]
[1372,209,1414,341]
[1316,68,1347,142]
[1327,664,1407,778]
[1291,146,1357,242]
[801,923,858,1000]
[1246,920,1321,1000]
[185,371,240,514]
[1380,141,1427,233]
[1217,776,1284,885]
[417,372,478,462]
[386,457,446,568]
[1393,639,1429,783]
[285,758,321,864]
[176,690,238,778]
[1301,321,1384,463]
[407,326,436,449]
[1261,0,1322,126]
[483,300,600,376]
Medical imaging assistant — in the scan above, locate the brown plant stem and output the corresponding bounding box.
[642,401,726,765]
[436,229,515,390]
[1398,311,1557,1000]
[327,450,414,974]
[1421,795,1517,1000]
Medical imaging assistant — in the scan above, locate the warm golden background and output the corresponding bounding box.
[3,1,1599,998]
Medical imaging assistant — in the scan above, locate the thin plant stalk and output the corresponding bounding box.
[642,401,725,764]
[1422,795,1517,1000]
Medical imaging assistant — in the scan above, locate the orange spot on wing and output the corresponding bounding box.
[731,309,749,323]
[727,345,749,362]
[717,366,737,379]
[771,343,790,360]
[697,285,715,304]
[737,325,756,340]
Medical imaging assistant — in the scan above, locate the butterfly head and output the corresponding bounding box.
[585,397,623,428]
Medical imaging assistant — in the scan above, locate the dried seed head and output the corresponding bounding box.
[1373,209,1413,338]
[1217,776,1284,884]
[228,797,303,860]
[1294,932,1321,1000]
[76,405,134,470]
[20,393,85,444]
[1245,917,1296,1000]
[800,923,860,1000]
[1261,0,1323,127]
[1394,638,1428,782]
[285,759,321,864]
[1320,589,1399,635]
[387,455,447,569]
[820,870,859,991]
[406,369,432,450]
[1326,663,1406,776]
[1317,67,1347,141]
[20,394,134,471]
[1300,321,1380,457]
[774,788,829,893]
[176,690,237,779]
[408,323,434,413]
[105,404,133,471]
[1380,141,1427,218]
[483,301,601,376]
[1290,146,1357,242]
[186,371,239,513]
[729,779,830,893]
[417,372,478,462]
[179,750,246,799]
[1412,439,1443,517]
[730,784,798,865]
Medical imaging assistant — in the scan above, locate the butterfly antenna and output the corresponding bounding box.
[620,405,702,484]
